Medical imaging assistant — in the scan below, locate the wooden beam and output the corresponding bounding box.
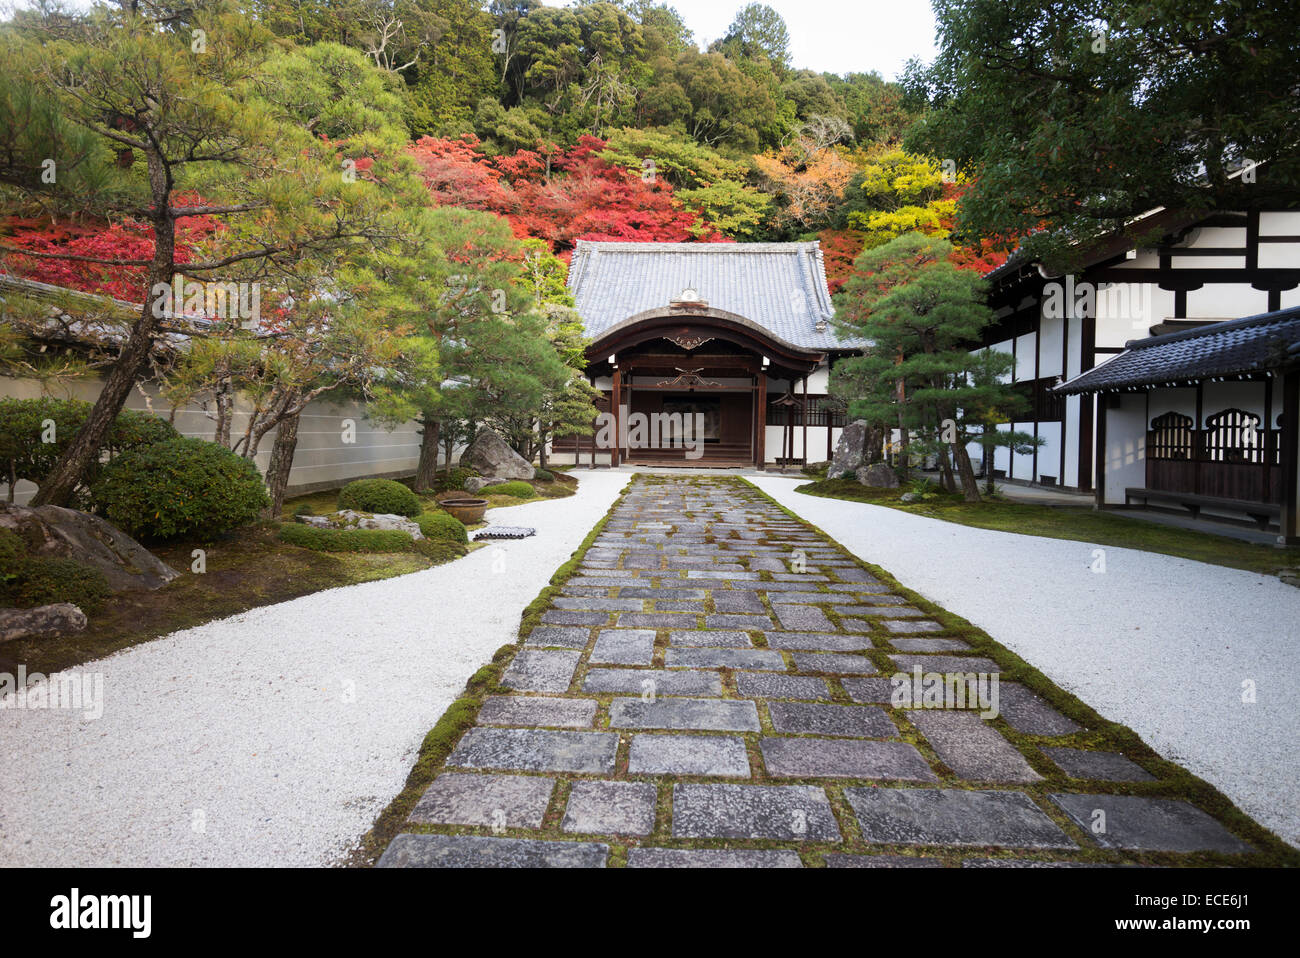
[756,374,767,469]
[611,367,621,468]
[1279,369,1300,546]
[1094,394,1108,509]
[802,375,809,468]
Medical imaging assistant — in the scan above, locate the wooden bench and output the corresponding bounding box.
[1124,487,1281,530]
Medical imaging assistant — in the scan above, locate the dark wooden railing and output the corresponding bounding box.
[1146,409,1282,503]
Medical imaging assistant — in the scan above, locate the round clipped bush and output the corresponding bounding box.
[416,510,468,544]
[337,478,422,517]
[481,480,535,499]
[534,468,554,482]
[91,437,270,540]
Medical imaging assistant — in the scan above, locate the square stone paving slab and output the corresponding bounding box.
[761,738,936,781]
[997,684,1083,736]
[1050,794,1251,853]
[627,848,802,868]
[409,772,554,828]
[841,677,895,703]
[768,702,897,738]
[774,604,836,632]
[735,672,831,700]
[377,834,608,868]
[477,695,597,729]
[888,654,1001,673]
[1041,747,1156,782]
[609,697,761,731]
[824,853,945,868]
[889,638,971,652]
[582,668,722,696]
[792,652,878,675]
[562,780,657,835]
[764,632,874,651]
[668,630,753,648]
[628,734,752,776]
[672,784,841,841]
[846,787,1076,849]
[447,728,619,774]
[664,648,787,670]
[907,710,1042,783]
[590,629,656,666]
[524,626,592,649]
[500,649,582,693]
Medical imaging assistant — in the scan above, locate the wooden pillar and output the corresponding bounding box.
[1193,380,1204,495]
[1279,369,1299,546]
[611,366,621,468]
[1094,393,1108,510]
[801,375,809,468]
[756,373,767,469]
[1262,374,1273,502]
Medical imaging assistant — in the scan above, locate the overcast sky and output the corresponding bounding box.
[634,0,939,79]
[16,0,940,81]
[574,0,941,80]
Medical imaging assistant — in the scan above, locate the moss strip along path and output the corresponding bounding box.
[377,475,1295,868]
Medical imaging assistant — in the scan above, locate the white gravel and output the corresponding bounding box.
[753,475,1300,848]
[0,470,627,867]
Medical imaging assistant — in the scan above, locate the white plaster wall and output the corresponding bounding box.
[1103,394,1148,504]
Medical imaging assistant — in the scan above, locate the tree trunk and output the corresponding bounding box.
[261,411,301,519]
[936,444,956,492]
[894,376,909,480]
[31,153,175,507]
[952,439,982,503]
[415,415,440,490]
[538,428,549,470]
[214,360,233,448]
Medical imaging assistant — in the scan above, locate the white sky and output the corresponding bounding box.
[638,0,939,79]
[22,0,940,81]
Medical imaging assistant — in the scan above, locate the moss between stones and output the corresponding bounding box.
[347,476,635,867]
[737,476,1300,867]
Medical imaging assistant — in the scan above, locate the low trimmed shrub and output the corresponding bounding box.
[278,523,415,553]
[90,437,269,540]
[481,480,535,499]
[3,555,110,612]
[416,511,468,544]
[414,537,468,562]
[533,468,555,482]
[337,478,422,517]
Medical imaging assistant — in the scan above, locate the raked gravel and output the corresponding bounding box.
[0,470,628,867]
[752,475,1300,848]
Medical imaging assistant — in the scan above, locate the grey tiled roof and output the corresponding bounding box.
[567,241,865,351]
[1055,306,1300,394]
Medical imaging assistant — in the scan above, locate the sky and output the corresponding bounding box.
[24,0,941,81]
[575,0,941,80]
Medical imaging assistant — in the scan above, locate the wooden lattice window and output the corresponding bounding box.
[1148,411,1194,461]
[1203,408,1263,464]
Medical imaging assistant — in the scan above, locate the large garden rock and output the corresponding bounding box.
[856,463,900,488]
[0,603,87,643]
[298,510,424,540]
[460,429,535,481]
[463,477,492,494]
[0,503,177,592]
[830,420,882,478]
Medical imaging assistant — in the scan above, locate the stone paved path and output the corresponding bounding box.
[378,475,1260,867]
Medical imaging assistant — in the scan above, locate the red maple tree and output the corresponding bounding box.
[408,134,722,258]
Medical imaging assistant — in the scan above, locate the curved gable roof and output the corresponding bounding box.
[567,241,865,352]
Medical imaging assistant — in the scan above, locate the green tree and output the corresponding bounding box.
[903,0,1300,263]
[831,233,1036,501]
[0,2,411,507]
